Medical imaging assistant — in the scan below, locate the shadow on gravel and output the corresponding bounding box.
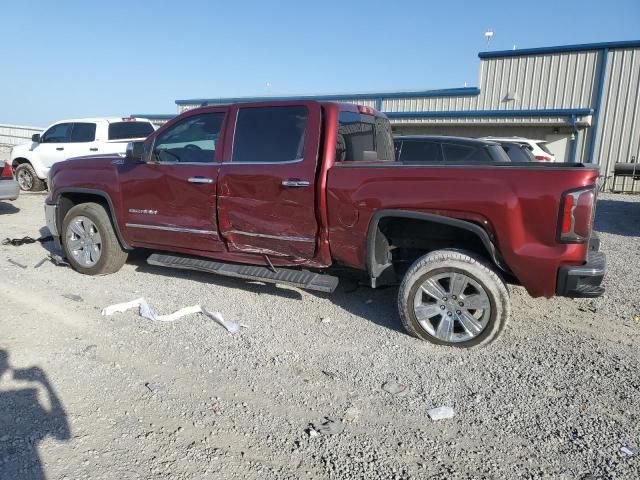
[594,198,640,236]
[129,250,406,335]
[0,349,70,480]
[0,201,20,215]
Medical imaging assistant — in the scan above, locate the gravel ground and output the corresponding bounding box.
[0,192,639,479]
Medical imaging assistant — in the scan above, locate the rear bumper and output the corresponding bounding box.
[0,179,20,201]
[556,235,606,298]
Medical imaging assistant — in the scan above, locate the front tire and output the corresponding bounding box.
[15,163,46,192]
[62,202,128,275]
[398,250,510,347]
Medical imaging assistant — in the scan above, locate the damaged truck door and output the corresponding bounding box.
[119,109,227,252]
[217,102,322,259]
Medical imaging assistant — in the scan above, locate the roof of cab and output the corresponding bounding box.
[49,117,152,124]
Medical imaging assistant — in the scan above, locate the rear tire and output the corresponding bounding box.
[15,163,46,192]
[398,249,510,347]
[62,202,128,275]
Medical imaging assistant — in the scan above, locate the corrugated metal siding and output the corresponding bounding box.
[594,47,640,190]
[382,51,600,114]
[389,116,575,125]
[475,52,599,110]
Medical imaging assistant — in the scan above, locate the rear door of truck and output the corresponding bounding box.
[217,101,322,259]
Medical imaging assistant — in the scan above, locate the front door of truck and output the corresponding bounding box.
[33,122,72,170]
[118,109,227,252]
[217,102,321,260]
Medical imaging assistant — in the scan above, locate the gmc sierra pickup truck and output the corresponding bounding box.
[44,101,606,347]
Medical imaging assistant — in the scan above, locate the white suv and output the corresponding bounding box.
[10,117,155,191]
[480,136,556,162]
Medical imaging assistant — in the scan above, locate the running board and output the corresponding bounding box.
[146,253,339,293]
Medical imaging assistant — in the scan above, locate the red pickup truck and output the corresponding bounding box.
[45,101,605,347]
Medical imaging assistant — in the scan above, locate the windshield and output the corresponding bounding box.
[335,111,394,162]
[108,121,154,140]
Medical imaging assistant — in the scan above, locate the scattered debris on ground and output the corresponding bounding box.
[7,258,27,269]
[101,297,240,333]
[311,417,345,435]
[381,380,409,396]
[427,406,455,421]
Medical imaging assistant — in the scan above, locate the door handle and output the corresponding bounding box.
[281,179,310,188]
[56,147,64,151]
[89,147,98,151]
[188,177,213,184]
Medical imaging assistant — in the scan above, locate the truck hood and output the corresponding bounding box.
[9,141,35,159]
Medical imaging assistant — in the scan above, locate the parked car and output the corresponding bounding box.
[394,135,511,163]
[0,161,20,201]
[492,140,536,162]
[480,136,556,161]
[45,101,605,348]
[10,117,155,192]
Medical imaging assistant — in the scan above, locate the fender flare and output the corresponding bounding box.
[55,187,131,250]
[365,209,508,283]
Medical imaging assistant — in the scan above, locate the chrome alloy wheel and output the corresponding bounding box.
[17,168,33,190]
[66,216,102,267]
[413,271,491,343]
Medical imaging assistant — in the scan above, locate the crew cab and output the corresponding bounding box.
[11,117,155,192]
[44,101,606,347]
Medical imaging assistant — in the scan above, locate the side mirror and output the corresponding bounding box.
[32,134,41,143]
[125,141,144,162]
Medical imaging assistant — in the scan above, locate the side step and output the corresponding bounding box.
[147,253,339,293]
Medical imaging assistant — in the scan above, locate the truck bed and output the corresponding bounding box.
[326,162,600,297]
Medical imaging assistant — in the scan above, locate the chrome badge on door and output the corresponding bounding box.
[128,208,158,215]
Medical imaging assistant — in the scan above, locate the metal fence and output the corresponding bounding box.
[0,123,43,146]
[0,124,44,161]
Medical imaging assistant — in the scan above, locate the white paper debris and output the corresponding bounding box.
[620,446,636,456]
[427,406,455,421]
[101,298,240,333]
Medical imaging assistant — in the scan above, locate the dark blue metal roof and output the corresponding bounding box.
[479,40,640,59]
[175,87,480,106]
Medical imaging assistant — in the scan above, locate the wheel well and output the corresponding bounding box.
[11,157,31,170]
[367,212,509,287]
[57,192,130,249]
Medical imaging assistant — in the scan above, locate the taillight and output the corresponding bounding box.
[558,187,596,243]
[535,155,552,161]
[1,162,12,179]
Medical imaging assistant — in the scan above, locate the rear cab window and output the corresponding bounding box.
[108,120,154,140]
[336,110,394,162]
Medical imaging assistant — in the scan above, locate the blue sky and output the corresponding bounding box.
[2,0,639,126]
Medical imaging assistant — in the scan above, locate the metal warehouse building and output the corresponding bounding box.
[166,40,640,190]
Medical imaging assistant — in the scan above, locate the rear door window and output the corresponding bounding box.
[398,140,443,162]
[442,143,476,162]
[336,111,394,162]
[41,123,72,143]
[70,123,96,143]
[108,121,154,140]
[232,106,308,163]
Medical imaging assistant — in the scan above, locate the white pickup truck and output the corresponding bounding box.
[10,117,155,191]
